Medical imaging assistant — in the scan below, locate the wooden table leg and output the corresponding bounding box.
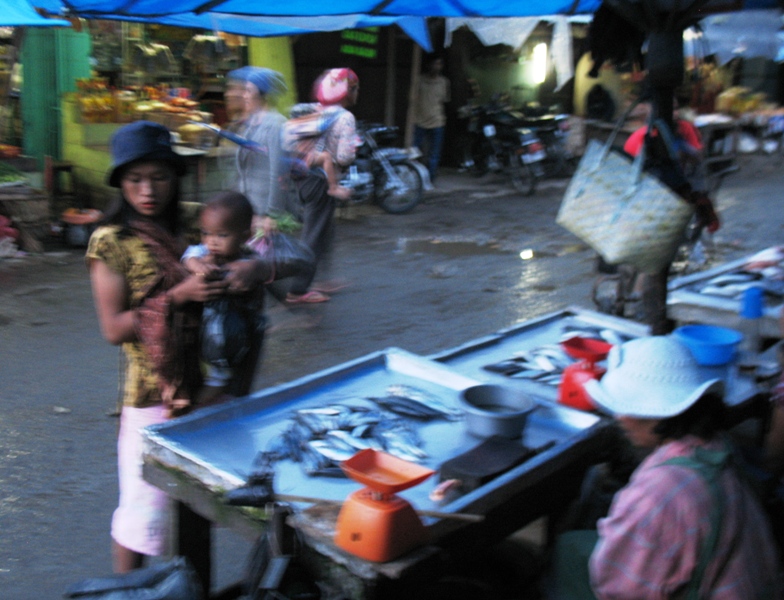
[176,501,212,597]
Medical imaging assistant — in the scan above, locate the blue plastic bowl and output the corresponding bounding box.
[672,324,743,366]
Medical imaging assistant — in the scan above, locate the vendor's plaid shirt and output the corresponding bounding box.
[590,436,782,599]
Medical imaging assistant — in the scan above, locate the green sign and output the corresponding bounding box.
[340,27,378,60]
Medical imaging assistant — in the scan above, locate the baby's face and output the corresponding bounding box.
[200,206,248,264]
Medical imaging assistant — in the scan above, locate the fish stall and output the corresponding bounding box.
[140,307,771,597]
[668,246,784,340]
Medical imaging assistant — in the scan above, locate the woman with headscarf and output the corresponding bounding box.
[284,67,361,304]
[224,66,289,236]
[549,336,782,599]
[87,120,273,574]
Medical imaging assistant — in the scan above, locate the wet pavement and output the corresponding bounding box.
[2,153,784,598]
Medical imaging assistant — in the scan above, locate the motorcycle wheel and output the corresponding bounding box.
[377,161,423,214]
[508,151,537,196]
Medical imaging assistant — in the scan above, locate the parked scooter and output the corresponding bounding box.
[459,96,546,195]
[340,123,424,214]
[515,106,576,180]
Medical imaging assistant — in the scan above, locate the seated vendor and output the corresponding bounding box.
[548,335,781,599]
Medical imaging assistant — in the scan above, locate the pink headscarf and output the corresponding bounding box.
[314,68,359,106]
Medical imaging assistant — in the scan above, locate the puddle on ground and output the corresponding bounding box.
[397,237,507,257]
[395,238,584,261]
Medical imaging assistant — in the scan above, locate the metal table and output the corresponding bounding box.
[142,346,615,598]
[141,307,769,598]
[668,254,784,340]
[430,306,762,421]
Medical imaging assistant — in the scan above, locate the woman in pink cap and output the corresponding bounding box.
[284,68,360,304]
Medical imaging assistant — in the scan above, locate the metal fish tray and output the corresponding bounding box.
[668,255,784,339]
[142,346,607,538]
[430,306,760,413]
[430,306,649,403]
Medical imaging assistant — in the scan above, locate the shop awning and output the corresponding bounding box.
[26,0,784,19]
[1,0,69,26]
[32,0,431,49]
[109,13,431,50]
[34,0,604,18]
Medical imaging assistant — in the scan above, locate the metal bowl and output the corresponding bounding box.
[459,384,536,439]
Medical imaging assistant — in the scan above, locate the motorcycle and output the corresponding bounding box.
[339,123,424,214]
[459,98,546,196]
[515,108,576,180]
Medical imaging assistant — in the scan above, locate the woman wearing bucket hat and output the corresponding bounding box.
[548,336,781,599]
[86,120,274,574]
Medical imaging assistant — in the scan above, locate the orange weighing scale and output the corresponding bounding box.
[335,449,435,562]
[558,336,613,411]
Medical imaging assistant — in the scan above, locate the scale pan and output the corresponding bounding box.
[340,449,434,495]
[561,336,613,362]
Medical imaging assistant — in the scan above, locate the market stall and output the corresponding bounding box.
[0,1,70,254]
[141,306,772,597]
[668,245,784,340]
[62,77,229,208]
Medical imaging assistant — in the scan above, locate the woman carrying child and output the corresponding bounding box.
[87,121,273,574]
[284,68,361,304]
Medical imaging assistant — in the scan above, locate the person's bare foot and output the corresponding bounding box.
[328,184,353,200]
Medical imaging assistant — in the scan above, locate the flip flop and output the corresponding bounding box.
[285,290,330,304]
[311,279,351,294]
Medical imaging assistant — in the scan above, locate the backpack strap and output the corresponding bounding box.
[659,446,730,600]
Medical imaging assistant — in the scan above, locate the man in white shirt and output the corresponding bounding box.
[413,56,450,182]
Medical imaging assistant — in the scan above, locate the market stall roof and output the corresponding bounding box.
[37,0,604,18]
[28,0,783,19]
[2,0,69,26]
[32,0,431,49]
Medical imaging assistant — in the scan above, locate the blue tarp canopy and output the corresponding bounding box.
[2,0,69,26]
[33,0,432,49]
[40,0,604,18]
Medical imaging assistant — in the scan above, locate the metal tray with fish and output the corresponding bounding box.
[668,253,784,339]
[142,346,610,541]
[430,306,648,403]
[431,305,762,416]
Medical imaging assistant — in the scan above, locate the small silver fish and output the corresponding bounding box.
[705,272,759,287]
[511,368,550,380]
[307,440,355,463]
[538,373,563,386]
[700,284,748,297]
[599,329,626,347]
[383,384,463,420]
[378,425,427,458]
[381,437,428,463]
[326,429,374,451]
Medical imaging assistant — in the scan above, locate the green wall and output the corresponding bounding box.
[248,36,297,114]
[20,28,92,168]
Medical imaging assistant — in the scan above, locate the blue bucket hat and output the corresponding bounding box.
[107,121,186,187]
[227,66,287,96]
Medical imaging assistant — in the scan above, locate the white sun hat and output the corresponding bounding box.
[583,336,724,418]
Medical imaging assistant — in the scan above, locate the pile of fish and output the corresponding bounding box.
[266,384,462,477]
[482,323,632,385]
[696,271,784,300]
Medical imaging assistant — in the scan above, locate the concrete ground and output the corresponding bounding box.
[1,152,783,598]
